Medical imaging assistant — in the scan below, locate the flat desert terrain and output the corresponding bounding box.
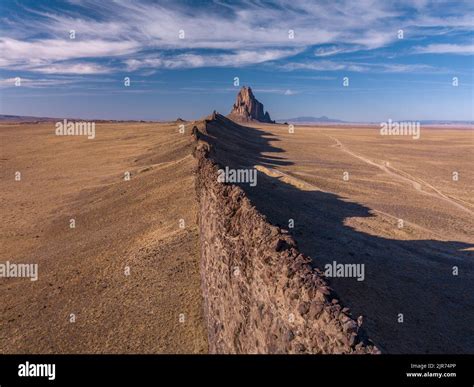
[0,121,207,353]
[204,119,474,353]
[1,119,472,354]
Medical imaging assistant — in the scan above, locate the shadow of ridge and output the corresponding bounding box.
[205,114,474,354]
[199,113,293,169]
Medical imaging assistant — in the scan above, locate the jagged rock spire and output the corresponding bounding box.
[228,86,274,123]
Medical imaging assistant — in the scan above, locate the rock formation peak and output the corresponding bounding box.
[228,86,274,123]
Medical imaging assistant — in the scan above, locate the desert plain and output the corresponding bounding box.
[0,121,207,353]
[0,119,472,353]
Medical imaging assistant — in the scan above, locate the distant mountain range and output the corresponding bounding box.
[1,114,472,126]
[278,116,474,126]
[0,114,150,123]
[0,114,59,122]
[416,120,474,125]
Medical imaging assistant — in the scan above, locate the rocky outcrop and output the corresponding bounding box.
[228,86,274,123]
[192,113,379,354]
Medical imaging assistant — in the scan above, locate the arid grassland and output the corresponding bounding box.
[0,121,207,353]
[1,119,472,354]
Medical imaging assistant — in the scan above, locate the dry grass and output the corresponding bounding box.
[0,121,207,353]
[1,118,472,354]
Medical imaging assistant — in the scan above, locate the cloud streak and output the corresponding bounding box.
[0,0,472,75]
[279,60,440,73]
[414,43,474,55]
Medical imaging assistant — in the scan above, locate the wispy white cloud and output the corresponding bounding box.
[0,0,472,75]
[314,46,348,57]
[33,62,113,74]
[414,43,474,55]
[0,38,137,62]
[0,77,77,88]
[124,49,303,70]
[279,60,438,73]
[280,61,367,72]
[0,37,136,73]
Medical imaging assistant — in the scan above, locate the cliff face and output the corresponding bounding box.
[192,113,379,354]
[228,86,274,123]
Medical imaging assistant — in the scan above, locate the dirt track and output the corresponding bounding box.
[328,134,473,215]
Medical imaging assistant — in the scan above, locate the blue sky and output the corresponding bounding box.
[0,0,473,121]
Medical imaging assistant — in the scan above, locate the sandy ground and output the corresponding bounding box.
[1,117,472,354]
[0,121,207,353]
[205,119,473,354]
